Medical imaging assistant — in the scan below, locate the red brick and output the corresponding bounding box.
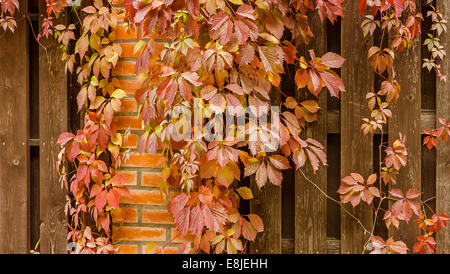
[112,208,138,223]
[120,189,165,205]
[114,244,138,254]
[113,61,136,76]
[120,43,139,58]
[158,247,178,254]
[123,134,138,148]
[120,98,138,112]
[116,25,137,40]
[142,209,174,224]
[142,172,162,187]
[113,115,142,130]
[113,226,166,241]
[118,79,141,95]
[121,153,166,168]
[116,171,137,186]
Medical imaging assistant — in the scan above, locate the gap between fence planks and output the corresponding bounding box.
[340,0,374,254]
[294,12,328,254]
[0,0,30,253]
[37,2,69,254]
[436,0,450,254]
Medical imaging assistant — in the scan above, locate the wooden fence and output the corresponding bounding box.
[249,0,450,254]
[0,0,448,254]
[0,0,69,253]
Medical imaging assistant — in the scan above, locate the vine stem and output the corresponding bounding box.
[25,11,51,69]
[362,127,385,253]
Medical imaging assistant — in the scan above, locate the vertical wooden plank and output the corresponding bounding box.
[340,0,374,253]
[436,0,450,254]
[0,0,30,253]
[38,3,68,254]
[388,0,422,250]
[250,184,282,253]
[294,13,328,254]
[250,89,282,254]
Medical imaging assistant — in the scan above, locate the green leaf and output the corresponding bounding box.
[133,40,146,55]
[226,228,235,237]
[90,76,99,86]
[111,89,126,99]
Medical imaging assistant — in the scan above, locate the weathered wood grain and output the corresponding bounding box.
[38,2,69,254]
[0,0,30,253]
[282,237,340,254]
[294,13,328,254]
[388,0,422,249]
[436,0,450,254]
[249,89,282,254]
[326,110,435,134]
[340,0,374,253]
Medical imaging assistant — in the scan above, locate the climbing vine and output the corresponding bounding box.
[1,0,448,254]
[123,0,449,254]
[347,0,449,254]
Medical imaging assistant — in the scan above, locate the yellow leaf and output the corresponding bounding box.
[300,100,320,113]
[236,187,253,200]
[226,228,235,237]
[284,96,297,109]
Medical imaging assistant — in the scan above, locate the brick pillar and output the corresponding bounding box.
[110,20,183,254]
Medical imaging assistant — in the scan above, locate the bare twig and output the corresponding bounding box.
[25,11,52,70]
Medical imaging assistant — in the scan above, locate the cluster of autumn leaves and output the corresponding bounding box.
[340,0,450,254]
[54,0,448,254]
[123,0,350,253]
[0,0,18,33]
[53,0,130,253]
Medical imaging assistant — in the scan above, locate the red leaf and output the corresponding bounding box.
[177,242,191,254]
[202,204,218,232]
[236,5,257,20]
[320,52,346,68]
[247,214,264,232]
[189,206,205,236]
[57,132,75,145]
[169,193,189,217]
[268,155,290,170]
[174,207,190,237]
[405,188,421,199]
[267,163,282,186]
[360,0,367,14]
[107,189,120,208]
[388,0,406,18]
[320,71,345,98]
[389,188,404,198]
[255,161,267,189]
[103,103,114,126]
[178,78,192,102]
[241,220,256,241]
[76,87,87,112]
[95,190,108,211]
[181,71,201,86]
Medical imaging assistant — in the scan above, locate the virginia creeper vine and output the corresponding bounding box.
[1,0,448,254]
